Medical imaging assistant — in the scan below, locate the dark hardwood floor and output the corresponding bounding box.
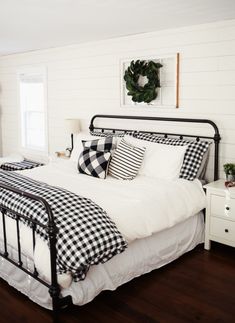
[0,242,234,323]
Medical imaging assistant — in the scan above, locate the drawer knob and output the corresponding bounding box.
[226,206,230,211]
[225,229,229,233]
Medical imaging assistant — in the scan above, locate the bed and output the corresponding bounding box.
[0,114,221,316]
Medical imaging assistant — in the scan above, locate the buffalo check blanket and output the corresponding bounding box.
[0,159,43,171]
[0,170,127,281]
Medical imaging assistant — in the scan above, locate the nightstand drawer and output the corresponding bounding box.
[210,217,235,242]
[211,194,235,220]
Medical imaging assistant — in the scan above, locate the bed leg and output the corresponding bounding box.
[49,285,60,322]
[51,296,73,322]
[52,307,59,323]
[204,239,211,250]
[50,290,73,322]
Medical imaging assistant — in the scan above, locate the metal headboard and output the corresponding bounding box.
[89,114,221,181]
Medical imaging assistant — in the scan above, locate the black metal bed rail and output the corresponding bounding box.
[89,114,221,181]
[0,183,71,314]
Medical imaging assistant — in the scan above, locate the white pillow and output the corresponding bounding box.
[124,135,187,180]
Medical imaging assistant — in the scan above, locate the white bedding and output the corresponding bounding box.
[19,159,206,242]
[0,159,206,288]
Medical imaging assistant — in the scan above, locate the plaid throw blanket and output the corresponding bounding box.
[0,159,43,171]
[0,170,127,281]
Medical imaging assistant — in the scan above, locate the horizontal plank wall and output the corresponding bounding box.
[1,19,235,180]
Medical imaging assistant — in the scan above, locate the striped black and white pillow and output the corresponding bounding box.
[108,139,146,180]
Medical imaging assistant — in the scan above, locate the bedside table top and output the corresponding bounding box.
[57,155,70,160]
[204,179,235,195]
[55,151,70,159]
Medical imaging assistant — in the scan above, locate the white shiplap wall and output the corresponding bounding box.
[0,19,235,180]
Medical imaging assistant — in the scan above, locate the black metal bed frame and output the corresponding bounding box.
[90,114,221,181]
[0,114,221,318]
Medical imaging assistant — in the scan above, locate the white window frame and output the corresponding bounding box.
[17,66,49,158]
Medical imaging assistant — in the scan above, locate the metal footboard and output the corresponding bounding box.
[0,183,72,316]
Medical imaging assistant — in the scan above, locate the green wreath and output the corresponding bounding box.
[124,60,163,103]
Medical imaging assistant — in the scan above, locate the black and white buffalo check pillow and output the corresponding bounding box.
[90,130,136,138]
[83,136,116,152]
[78,148,111,179]
[108,139,146,180]
[135,132,210,181]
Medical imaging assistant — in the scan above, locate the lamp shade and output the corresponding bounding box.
[65,119,80,133]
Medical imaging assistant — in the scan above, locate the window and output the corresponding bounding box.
[18,69,48,153]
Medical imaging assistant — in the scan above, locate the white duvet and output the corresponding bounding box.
[0,160,206,287]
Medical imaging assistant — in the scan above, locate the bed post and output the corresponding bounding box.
[48,232,60,315]
[45,204,60,317]
[214,133,221,181]
[46,202,72,317]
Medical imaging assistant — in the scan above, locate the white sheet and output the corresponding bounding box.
[0,213,204,309]
[19,159,206,243]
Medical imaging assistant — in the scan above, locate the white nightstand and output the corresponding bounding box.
[204,179,235,250]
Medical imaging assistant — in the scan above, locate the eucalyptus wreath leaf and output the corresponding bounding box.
[143,91,150,101]
[124,59,163,103]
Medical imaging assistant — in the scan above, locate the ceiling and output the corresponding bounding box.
[1,0,235,56]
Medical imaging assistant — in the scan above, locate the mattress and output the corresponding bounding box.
[0,212,204,310]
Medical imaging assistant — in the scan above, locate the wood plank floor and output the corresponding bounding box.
[0,242,234,323]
